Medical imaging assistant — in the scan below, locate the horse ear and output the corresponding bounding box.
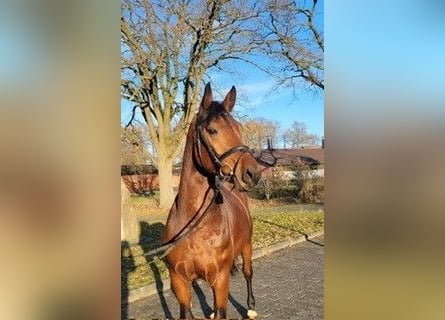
[199,83,213,111]
[222,86,236,112]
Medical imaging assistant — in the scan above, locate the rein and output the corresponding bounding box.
[144,185,218,260]
[144,123,250,260]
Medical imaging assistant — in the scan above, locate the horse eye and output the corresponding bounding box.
[207,127,218,135]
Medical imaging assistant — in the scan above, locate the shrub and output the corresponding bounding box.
[296,176,324,204]
[292,163,324,204]
[248,164,324,204]
[249,167,292,200]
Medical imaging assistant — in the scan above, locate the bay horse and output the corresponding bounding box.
[163,83,263,319]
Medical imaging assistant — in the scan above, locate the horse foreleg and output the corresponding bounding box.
[210,271,230,319]
[242,243,257,319]
[170,271,195,319]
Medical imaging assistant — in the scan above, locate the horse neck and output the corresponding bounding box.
[176,123,212,216]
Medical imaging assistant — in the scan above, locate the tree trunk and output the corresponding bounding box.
[158,158,175,209]
[121,178,140,244]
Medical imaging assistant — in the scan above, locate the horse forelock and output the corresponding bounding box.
[197,101,231,127]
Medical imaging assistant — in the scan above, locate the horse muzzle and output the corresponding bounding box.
[233,162,261,192]
[242,166,261,189]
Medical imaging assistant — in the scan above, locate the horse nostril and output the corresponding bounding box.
[243,168,254,183]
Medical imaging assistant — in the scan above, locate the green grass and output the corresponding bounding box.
[121,205,324,290]
[252,210,324,249]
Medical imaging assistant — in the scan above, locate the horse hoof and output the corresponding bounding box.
[247,309,258,319]
[210,312,215,319]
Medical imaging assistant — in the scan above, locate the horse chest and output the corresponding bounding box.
[172,230,233,281]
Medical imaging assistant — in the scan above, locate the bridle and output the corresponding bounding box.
[195,121,250,189]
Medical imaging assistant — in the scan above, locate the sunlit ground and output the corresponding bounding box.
[121,196,324,290]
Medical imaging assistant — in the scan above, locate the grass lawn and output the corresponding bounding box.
[121,199,324,291]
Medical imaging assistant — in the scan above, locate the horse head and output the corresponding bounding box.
[195,83,262,191]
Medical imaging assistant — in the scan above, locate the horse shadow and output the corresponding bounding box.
[139,221,173,319]
[121,240,136,320]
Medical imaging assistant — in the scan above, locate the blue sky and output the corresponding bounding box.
[252,85,324,140]
[207,70,324,139]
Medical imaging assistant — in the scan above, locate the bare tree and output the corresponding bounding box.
[121,0,268,207]
[283,121,319,148]
[121,124,153,165]
[242,117,280,150]
[121,0,323,207]
[262,0,324,90]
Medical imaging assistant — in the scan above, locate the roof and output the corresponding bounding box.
[253,148,324,166]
